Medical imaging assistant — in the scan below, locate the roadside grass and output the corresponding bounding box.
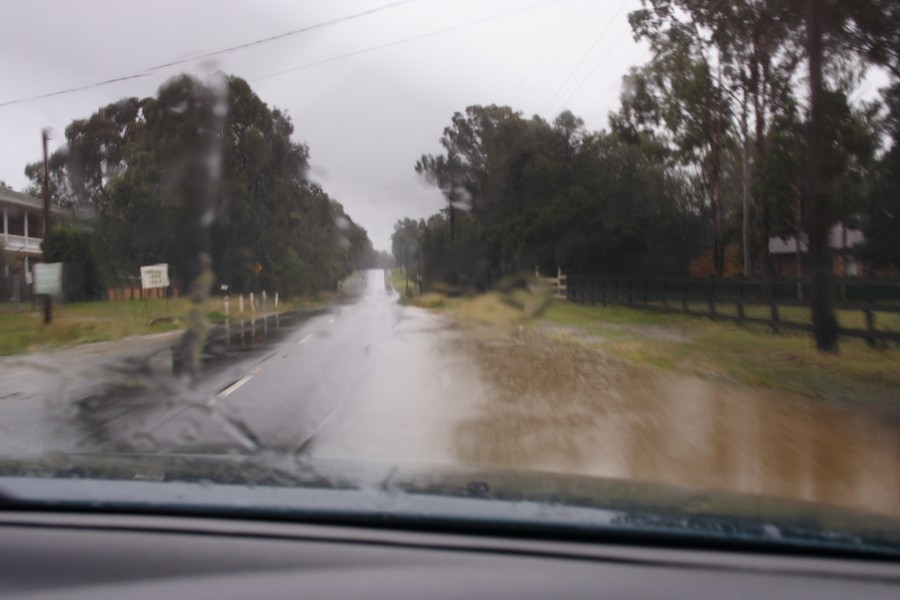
[418,286,900,404]
[0,299,187,355]
[631,299,900,333]
[542,301,900,403]
[387,268,458,310]
[387,268,415,305]
[0,294,322,356]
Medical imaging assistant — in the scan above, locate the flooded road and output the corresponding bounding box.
[1,269,898,519]
[454,329,900,519]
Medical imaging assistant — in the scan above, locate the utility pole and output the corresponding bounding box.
[41,128,52,325]
[806,0,837,352]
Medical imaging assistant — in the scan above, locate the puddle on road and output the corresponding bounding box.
[453,328,900,519]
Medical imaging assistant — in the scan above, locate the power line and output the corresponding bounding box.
[542,0,632,116]
[539,0,629,115]
[584,58,643,128]
[551,26,632,117]
[0,0,422,108]
[508,0,577,106]
[583,0,731,129]
[252,0,568,84]
[517,0,600,106]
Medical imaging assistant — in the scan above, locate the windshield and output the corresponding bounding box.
[1,0,899,553]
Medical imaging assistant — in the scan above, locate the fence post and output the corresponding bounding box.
[865,309,876,348]
[601,277,607,306]
[769,281,780,332]
[737,281,745,324]
[627,279,633,305]
[682,281,689,312]
[643,278,649,305]
[864,282,876,348]
[662,280,668,309]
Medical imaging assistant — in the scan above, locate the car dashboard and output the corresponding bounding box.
[1,510,898,599]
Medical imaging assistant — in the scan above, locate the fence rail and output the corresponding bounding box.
[537,268,568,299]
[565,275,900,346]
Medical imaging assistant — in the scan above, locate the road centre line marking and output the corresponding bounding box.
[297,334,312,344]
[217,375,252,399]
[328,318,336,324]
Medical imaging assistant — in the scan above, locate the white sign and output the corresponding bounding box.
[140,264,170,290]
[33,262,63,296]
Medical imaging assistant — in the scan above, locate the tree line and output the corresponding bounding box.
[394,0,899,352]
[24,73,376,297]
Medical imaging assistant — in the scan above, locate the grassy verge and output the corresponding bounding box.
[543,302,900,402]
[419,287,900,404]
[628,299,900,333]
[388,268,453,309]
[0,294,321,356]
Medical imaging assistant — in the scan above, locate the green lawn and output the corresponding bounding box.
[0,294,319,356]
[409,285,899,404]
[388,268,452,309]
[542,301,900,404]
[617,298,900,333]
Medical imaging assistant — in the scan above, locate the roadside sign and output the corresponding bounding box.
[252,262,263,274]
[33,262,63,296]
[140,264,170,289]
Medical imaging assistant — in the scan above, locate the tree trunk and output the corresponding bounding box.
[709,68,724,278]
[806,0,838,352]
[448,203,456,242]
[741,105,752,278]
[750,31,771,278]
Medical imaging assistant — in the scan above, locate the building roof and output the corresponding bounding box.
[768,224,864,255]
[0,186,95,221]
[0,186,65,214]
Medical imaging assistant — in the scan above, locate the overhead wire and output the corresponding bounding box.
[0,0,423,108]
[584,48,651,128]
[583,0,733,129]
[252,0,568,83]
[545,12,633,117]
[538,0,630,116]
[508,0,578,106]
[516,0,600,106]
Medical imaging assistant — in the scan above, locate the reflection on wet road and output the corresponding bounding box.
[216,269,482,462]
[0,269,898,519]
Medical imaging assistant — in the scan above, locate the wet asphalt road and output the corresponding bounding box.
[0,269,898,519]
[0,270,479,462]
[209,269,480,462]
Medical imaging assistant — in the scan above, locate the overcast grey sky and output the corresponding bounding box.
[0,0,651,250]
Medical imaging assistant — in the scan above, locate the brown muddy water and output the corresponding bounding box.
[452,327,900,520]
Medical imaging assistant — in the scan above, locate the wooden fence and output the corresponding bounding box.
[537,267,567,300]
[565,275,900,346]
